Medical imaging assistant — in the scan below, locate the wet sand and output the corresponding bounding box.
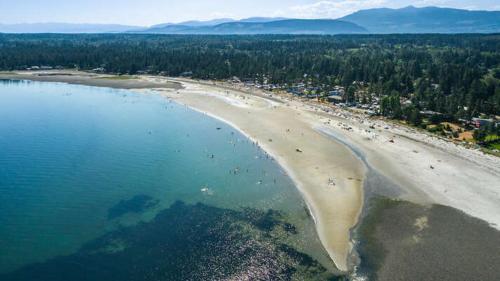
[357,197,500,281]
[315,113,500,230]
[156,81,366,271]
[0,70,181,90]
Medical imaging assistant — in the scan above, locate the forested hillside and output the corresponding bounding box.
[0,34,499,118]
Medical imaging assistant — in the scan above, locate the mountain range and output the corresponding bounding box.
[1,6,499,34]
[340,6,500,33]
[141,19,367,35]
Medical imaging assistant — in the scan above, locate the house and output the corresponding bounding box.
[327,95,343,104]
[472,118,494,128]
[179,71,193,77]
[328,90,342,96]
[403,100,413,106]
[288,86,305,96]
[420,110,442,117]
[305,92,320,99]
[230,76,241,83]
[326,90,344,104]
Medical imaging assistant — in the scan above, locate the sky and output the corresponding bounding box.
[0,0,498,26]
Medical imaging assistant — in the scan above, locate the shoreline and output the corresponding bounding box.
[1,72,365,271]
[0,70,181,90]
[2,71,500,273]
[155,80,366,272]
[165,77,500,228]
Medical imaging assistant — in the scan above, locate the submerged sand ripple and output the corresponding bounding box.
[160,80,366,271]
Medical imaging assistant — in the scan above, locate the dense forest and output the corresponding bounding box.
[1,34,499,120]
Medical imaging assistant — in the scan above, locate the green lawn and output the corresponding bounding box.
[485,134,500,142]
[487,142,500,150]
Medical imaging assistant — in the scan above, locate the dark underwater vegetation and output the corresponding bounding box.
[107,195,159,220]
[0,81,332,278]
[1,201,341,281]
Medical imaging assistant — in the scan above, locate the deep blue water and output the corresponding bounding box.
[0,80,334,279]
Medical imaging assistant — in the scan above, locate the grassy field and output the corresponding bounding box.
[485,134,500,143]
[486,142,500,150]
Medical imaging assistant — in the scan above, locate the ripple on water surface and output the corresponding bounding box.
[0,80,336,279]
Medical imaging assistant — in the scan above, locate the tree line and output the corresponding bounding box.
[0,33,499,119]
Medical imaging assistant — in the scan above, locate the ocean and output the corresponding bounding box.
[0,80,337,280]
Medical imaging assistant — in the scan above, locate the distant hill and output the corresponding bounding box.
[148,17,287,30]
[0,23,143,33]
[238,17,288,23]
[151,18,235,29]
[2,6,498,34]
[340,6,500,33]
[140,19,367,35]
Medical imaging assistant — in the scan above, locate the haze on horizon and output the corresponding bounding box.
[1,0,499,26]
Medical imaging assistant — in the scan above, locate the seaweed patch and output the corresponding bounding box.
[2,202,342,281]
[107,194,159,220]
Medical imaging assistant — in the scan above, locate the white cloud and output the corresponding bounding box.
[287,0,388,19]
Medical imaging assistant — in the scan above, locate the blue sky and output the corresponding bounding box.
[0,0,498,26]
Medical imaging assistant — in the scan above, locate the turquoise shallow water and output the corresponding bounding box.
[0,80,335,279]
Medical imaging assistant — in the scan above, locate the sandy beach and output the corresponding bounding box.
[0,70,181,90]
[2,71,500,273]
[158,81,366,271]
[179,77,500,231]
